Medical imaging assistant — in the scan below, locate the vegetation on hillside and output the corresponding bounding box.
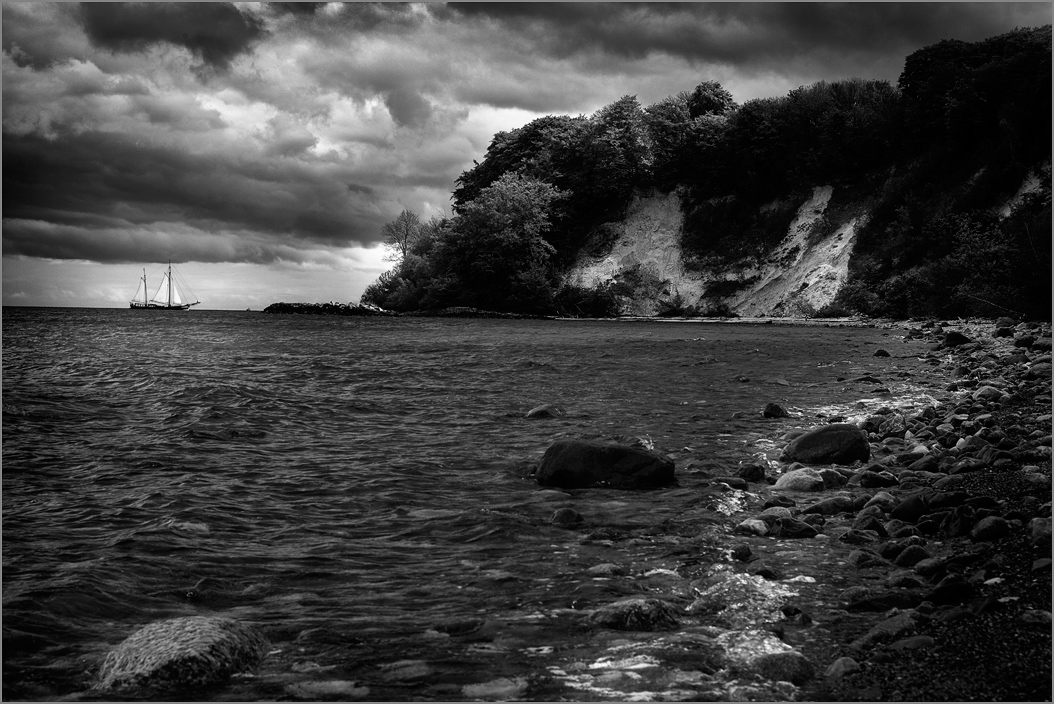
[362,26,1051,320]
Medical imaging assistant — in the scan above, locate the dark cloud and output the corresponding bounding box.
[2,130,385,262]
[384,88,433,128]
[2,4,91,70]
[447,2,1051,69]
[269,3,326,17]
[78,2,266,70]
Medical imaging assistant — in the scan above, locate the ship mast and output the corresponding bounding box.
[168,261,173,307]
[143,269,148,305]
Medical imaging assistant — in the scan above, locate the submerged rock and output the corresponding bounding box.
[780,424,870,465]
[94,616,268,694]
[535,438,675,489]
[763,403,790,418]
[587,598,681,631]
[525,403,564,419]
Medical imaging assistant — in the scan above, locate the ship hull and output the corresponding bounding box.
[130,302,196,310]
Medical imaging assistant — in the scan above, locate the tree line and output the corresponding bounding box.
[362,25,1051,320]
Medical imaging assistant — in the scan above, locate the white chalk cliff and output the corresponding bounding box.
[568,186,861,317]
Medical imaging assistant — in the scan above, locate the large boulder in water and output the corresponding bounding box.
[535,438,675,489]
[780,424,870,465]
[94,616,268,694]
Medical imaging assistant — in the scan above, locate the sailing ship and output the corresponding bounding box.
[130,262,200,310]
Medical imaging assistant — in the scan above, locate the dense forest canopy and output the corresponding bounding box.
[362,26,1051,320]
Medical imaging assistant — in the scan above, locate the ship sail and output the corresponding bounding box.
[149,272,182,306]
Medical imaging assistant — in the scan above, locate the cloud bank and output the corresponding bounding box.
[3,2,1049,280]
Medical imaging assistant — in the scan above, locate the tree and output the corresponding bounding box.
[432,172,565,312]
[381,209,422,262]
[687,80,737,118]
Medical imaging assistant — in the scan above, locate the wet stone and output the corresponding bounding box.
[587,598,681,632]
[773,468,826,491]
[893,544,930,567]
[889,635,935,651]
[824,656,861,680]
[970,516,1011,541]
[801,495,854,515]
[775,517,819,539]
[780,423,871,465]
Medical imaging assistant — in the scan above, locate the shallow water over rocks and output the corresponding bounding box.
[3,309,953,700]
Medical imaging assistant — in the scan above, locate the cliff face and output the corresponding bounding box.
[568,161,1047,318]
[567,186,861,317]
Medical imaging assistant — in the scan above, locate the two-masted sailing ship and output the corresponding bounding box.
[130,262,200,310]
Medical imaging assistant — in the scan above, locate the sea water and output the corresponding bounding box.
[2,308,933,700]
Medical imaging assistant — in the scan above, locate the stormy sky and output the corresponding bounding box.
[3,2,1049,309]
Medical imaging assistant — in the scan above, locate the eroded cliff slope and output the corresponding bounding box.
[568,186,862,317]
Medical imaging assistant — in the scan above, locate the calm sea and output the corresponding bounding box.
[2,308,932,701]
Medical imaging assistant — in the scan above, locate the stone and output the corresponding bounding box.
[846,591,923,611]
[939,505,976,538]
[928,491,970,510]
[687,573,793,627]
[942,331,973,348]
[1028,517,1052,546]
[852,515,888,537]
[753,651,815,685]
[858,470,898,488]
[1032,337,1053,352]
[735,518,770,536]
[824,656,860,680]
[889,635,935,651]
[801,495,855,515]
[995,316,1017,328]
[737,463,768,482]
[780,424,870,465]
[587,598,681,631]
[550,508,584,527]
[847,549,885,568]
[971,385,1005,402]
[873,348,890,357]
[971,516,1011,541]
[1026,362,1053,380]
[775,517,819,539]
[535,439,675,489]
[893,544,930,567]
[838,529,878,545]
[906,454,939,473]
[890,494,930,523]
[818,468,849,489]
[525,403,564,419]
[878,414,907,438]
[1014,334,1036,348]
[586,563,627,577]
[760,506,794,519]
[773,468,827,491]
[864,491,897,510]
[887,570,926,589]
[94,616,269,693]
[712,476,749,490]
[731,544,753,562]
[763,403,790,418]
[849,612,916,650]
[764,495,796,509]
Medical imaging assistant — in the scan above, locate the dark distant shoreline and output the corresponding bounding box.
[258,301,931,328]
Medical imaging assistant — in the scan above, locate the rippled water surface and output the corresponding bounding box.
[2,308,924,700]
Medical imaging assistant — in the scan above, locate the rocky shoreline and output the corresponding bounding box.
[524,316,1051,701]
[82,316,1050,701]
